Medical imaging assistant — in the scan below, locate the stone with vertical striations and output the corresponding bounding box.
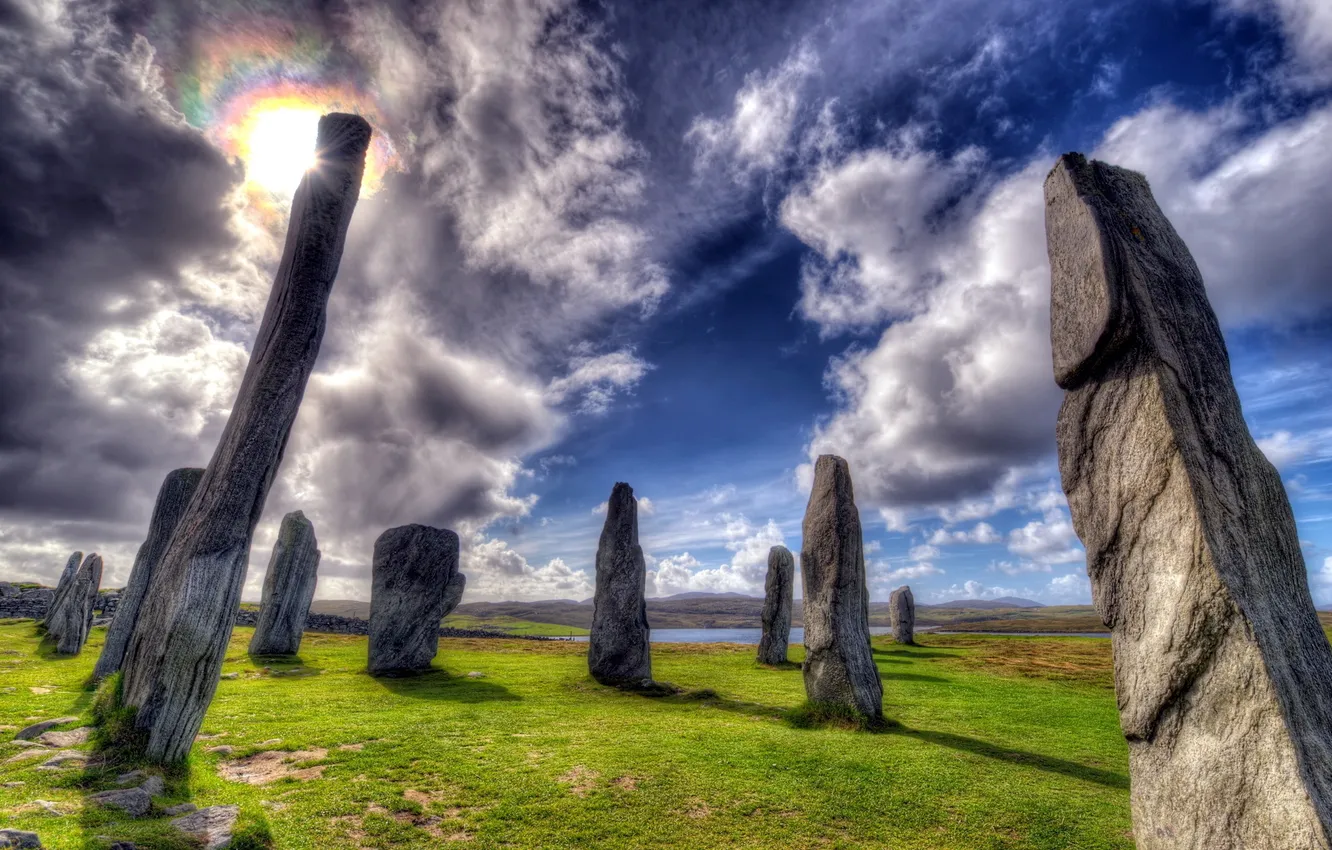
[588,483,652,687]
[249,511,321,656]
[46,554,101,655]
[800,455,882,719]
[368,524,460,675]
[890,585,915,645]
[440,570,466,620]
[1046,153,1332,849]
[41,551,82,631]
[757,546,794,665]
[95,468,203,681]
[117,114,372,763]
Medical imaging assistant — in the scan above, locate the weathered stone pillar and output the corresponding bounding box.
[42,551,82,630]
[368,524,460,675]
[1047,153,1332,849]
[889,585,914,645]
[757,545,794,665]
[800,455,882,719]
[248,511,321,656]
[94,468,203,680]
[440,571,466,620]
[47,553,102,655]
[588,482,652,687]
[117,114,372,762]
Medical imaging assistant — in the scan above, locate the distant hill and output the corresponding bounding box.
[654,592,760,601]
[928,597,1045,610]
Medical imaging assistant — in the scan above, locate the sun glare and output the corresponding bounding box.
[242,106,322,196]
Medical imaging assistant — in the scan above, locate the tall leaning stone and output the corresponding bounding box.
[368,525,460,676]
[42,551,83,630]
[117,114,372,762]
[800,455,882,719]
[47,553,102,655]
[757,545,794,665]
[889,585,914,645]
[94,468,203,680]
[588,483,652,687]
[1046,153,1332,849]
[249,511,321,657]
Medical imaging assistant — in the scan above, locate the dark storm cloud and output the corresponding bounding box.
[0,1,243,522]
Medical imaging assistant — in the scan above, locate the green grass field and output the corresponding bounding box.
[441,615,590,637]
[3,622,1138,849]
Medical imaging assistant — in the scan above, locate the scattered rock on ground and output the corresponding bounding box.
[205,745,234,756]
[139,775,165,798]
[171,805,238,850]
[37,750,87,770]
[15,718,78,741]
[87,787,152,817]
[163,803,197,816]
[115,770,147,786]
[36,727,91,747]
[0,829,42,848]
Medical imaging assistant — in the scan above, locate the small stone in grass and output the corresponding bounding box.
[87,787,152,817]
[14,717,78,741]
[171,805,238,850]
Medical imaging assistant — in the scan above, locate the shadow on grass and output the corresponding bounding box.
[370,668,521,702]
[873,647,962,660]
[649,687,789,721]
[245,653,327,677]
[880,671,951,684]
[893,727,1129,789]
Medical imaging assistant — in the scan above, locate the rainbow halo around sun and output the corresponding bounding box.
[170,23,398,223]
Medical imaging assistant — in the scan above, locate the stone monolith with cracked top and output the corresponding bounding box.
[47,553,101,655]
[588,482,652,687]
[800,455,882,719]
[1046,152,1332,849]
[117,113,372,762]
[758,545,794,665]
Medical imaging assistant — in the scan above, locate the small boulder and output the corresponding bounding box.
[171,805,238,850]
[15,718,79,741]
[163,803,197,816]
[0,829,42,848]
[139,775,165,798]
[87,787,152,817]
[36,727,91,748]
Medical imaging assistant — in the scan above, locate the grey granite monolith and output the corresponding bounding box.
[1046,152,1332,849]
[890,585,915,645]
[94,468,203,681]
[441,571,466,620]
[800,455,883,719]
[41,551,82,630]
[588,482,652,687]
[248,511,321,656]
[368,524,460,676]
[46,553,101,655]
[758,545,794,665]
[117,113,372,762]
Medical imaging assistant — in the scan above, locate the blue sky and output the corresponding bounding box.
[1,0,1329,607]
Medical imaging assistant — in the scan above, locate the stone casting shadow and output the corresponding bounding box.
[893,727,1128,789]
[873,647,962,661]
[370,668,521,703]
[649,687,789,721]
[245,653,327,677]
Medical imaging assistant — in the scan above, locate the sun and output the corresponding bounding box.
[240,105,322,196]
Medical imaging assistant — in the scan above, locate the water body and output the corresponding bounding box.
[558,627,1109,643]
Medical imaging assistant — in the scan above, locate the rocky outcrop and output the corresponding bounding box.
[0,582,17,598]
[95,468,203,681]
[368,524,461,675]
[248,511,321,656]
[588,483,652,687]
[1047,153,1332,849]
[117,114,373,763]
[800,455,882,720]
[889,585,915,645]
[46,554,101,655]
[757,545,795,665]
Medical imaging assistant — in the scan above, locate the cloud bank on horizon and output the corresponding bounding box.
[1,0,1330,608]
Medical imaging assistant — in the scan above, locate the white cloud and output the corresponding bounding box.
[1313,557,1332,606]
[882,562,945,582]
[546,350,652,414]
[929,522,1002,545]
[687,45,819,175]
[989,560,1053,576]
[1006,514,1085,565]
[1044,572,1093,605]
[929,579,1019,602]
[1218,0,1332,84]
[908,543,941,561]
[461,535,594,602]
[591,495,655,516]
[646,515,787,597]
[1257,430,1318,469]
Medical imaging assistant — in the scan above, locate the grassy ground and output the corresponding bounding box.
[441,615,590,637]
[0,623,1138,849]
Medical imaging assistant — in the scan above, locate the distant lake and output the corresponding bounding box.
[558,627,1109,643]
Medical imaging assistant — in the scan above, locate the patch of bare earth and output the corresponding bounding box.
[682,799,712,819]
[557,765,600,797]
[610,775,639,791]
[218,748,328,785]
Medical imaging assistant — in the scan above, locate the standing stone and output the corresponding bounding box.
[368,524,460,675]
[94,468,204,681]
[757,545,794,665]
[800,455,883,719]
[1047,153,1332,849]
[46,553,102,655]
[41,551,82,630]
[889,585,915,645]
[117,114,372,763]
[248,511,321,656]
[440,571,467,620]
[588,482,652,687]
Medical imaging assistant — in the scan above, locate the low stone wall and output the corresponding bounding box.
[0,598,49,620]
